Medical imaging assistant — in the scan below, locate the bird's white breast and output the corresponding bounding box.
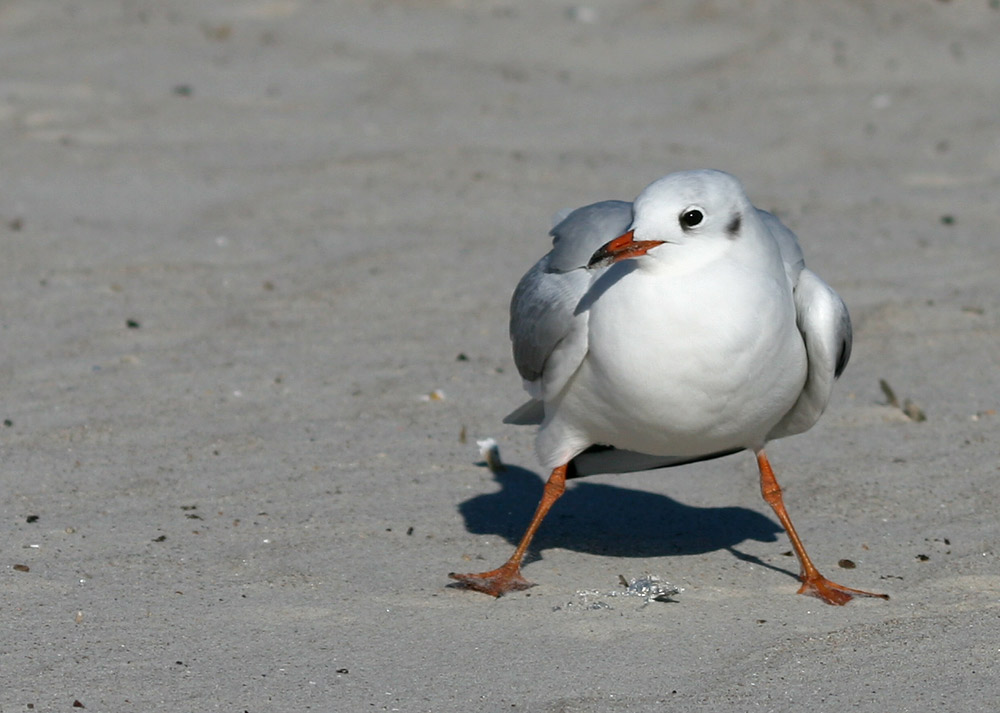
[563,254,807,457]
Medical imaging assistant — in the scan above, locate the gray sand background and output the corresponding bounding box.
[2,1,1000,710]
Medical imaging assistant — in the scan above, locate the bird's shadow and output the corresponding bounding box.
[459,462,795,578]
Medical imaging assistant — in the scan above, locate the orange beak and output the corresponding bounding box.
[587,230,665,269]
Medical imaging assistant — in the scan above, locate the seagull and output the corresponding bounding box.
[450,169,888,606]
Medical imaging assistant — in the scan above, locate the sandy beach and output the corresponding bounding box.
[2,1,999,710]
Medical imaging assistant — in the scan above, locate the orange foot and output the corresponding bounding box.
[449,563,536,597]
[798,574,890,606]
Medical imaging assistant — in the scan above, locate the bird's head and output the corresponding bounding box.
[588,169,750,269]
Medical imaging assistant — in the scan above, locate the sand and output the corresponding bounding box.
[2,1,999,710]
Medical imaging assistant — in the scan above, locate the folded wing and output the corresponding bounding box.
[506,200,633,415]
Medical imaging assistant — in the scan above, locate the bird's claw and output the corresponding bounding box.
[449,564,536,597]
[797,574,889,606]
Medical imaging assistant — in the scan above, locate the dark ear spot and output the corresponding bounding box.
[726,213,741,237]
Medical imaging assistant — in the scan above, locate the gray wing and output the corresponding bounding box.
[758,209,805,285]
[767,267,852,440]
[505,200,633,425]
[756,208,851,440]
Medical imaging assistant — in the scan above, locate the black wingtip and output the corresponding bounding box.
[834,337,850,378]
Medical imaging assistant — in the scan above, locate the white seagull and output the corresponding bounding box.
[450,169,888,605]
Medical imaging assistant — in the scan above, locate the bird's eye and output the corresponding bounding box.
[679,209,704,230]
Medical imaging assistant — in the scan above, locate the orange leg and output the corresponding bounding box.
[450,463,568,597]
[756,450,888,605]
